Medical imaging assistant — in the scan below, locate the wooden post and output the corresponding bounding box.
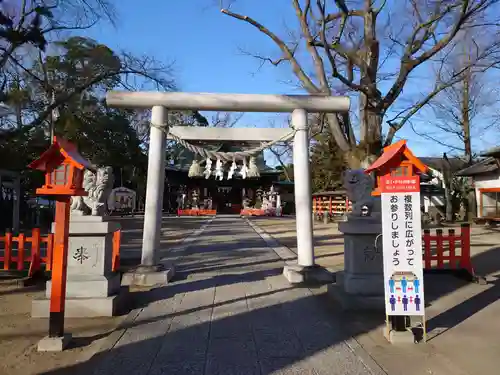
[436,229,444,269]
[31,228,41,274]
[48,196,71,338]
[423,229,431,269]
[17,233,25,271]
[112,230,121,272]
[4,231,12,270]
[460,223,472,274]
[46,233,54,272]
[448,229,456,268]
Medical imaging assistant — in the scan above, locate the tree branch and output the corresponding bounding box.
[220,7,320,93]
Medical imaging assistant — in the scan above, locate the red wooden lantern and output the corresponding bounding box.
[28,137,92,196]
[28,137,93,350]
[364,140,428,196]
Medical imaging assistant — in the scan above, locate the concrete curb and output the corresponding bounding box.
[244,218,297,264]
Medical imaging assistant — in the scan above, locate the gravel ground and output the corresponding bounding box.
[0,215,207,375]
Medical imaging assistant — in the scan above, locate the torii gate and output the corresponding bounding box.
[106,92,350,284]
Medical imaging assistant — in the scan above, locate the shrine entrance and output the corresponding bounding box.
[105,91,350,282]
[213,186,238,214]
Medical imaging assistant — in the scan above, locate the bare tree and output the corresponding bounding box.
[211,111,244,127]
[220,0,500,167]
[0,0,115,81]
[413,31,499,164]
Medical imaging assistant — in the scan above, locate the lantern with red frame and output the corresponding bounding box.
[28,137,93,197]
[28,137,93,349]
[364,140,428,196]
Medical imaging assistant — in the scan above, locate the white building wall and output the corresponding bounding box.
[473,173,500,217]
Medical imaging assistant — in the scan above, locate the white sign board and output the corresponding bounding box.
[381,175,424,316]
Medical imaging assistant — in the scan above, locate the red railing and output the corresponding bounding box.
[1,228,122,276]
[240,209,266,216]
[423,223,474,276]
[0,228,53,277]
[177,209,217,216]
[313,195,351,218]
[112,229,121,272]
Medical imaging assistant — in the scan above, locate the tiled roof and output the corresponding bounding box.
[419,157,468,173]
[481,146,500,157]
[455,157,499,176]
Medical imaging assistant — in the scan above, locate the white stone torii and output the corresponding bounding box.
[106,91,350,284]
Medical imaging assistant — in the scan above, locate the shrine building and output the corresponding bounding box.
[164,142,294,214]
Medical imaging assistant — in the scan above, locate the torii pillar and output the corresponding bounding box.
[106,92,350,286]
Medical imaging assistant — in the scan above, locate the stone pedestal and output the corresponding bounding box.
[327,214,385,310]
[283,264,334,284]
[32,215,127,318]
[121,263,175,289]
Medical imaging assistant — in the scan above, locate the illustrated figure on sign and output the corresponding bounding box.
[413,278,420,293]
[389,295,396,311]
[402,295,408,311]
[401,276,408,293]
[415,295,421,311]
[389,278,395,293]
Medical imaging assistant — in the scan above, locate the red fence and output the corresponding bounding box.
[0,228,122,276]
[0,228,53,277]
[423,223,474,276]
[177,209,217,216]
[0,224,475,278]
[112,229,121,272]
[313,195,351,217]
[240,209,266,216]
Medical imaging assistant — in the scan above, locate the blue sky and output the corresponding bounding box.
[81,0,499,162]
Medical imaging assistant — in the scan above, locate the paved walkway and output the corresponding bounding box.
[56,216,385,375]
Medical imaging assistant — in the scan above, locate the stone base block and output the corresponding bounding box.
[283,264,335,284]
[335,271,384,295]
[121,264,175,289]
[45,274,120,298]
[37,334,72,352]
[32,289,127,318]
[383,328,416,344]
[327,283,386,311]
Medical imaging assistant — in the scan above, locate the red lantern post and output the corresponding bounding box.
[28,137,92,351]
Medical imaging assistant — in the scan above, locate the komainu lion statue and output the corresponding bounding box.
[70,167,114,216]
[343,169,374,217]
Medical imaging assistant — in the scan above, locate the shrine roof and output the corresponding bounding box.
[364,140,428,174]
[28,137,94,171]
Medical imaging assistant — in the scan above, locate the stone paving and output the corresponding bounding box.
[48,216,385,375]
[248,217,500,375]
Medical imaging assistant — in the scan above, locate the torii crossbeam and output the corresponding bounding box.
[106,91,350,285]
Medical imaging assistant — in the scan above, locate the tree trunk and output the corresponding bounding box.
[343,104,383,169]
[442,154,454,222]
[462,68,472,164]
[444,184,454,222]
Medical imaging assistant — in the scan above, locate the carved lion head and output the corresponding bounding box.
[342,169,374,202]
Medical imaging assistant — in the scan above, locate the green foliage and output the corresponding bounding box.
[310,130,346,193]
[0,33,174,202]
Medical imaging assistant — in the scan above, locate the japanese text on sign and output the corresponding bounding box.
[381,175,424,316]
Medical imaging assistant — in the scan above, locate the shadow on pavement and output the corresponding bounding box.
[39,290,380,375]
[31,217,500,374]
